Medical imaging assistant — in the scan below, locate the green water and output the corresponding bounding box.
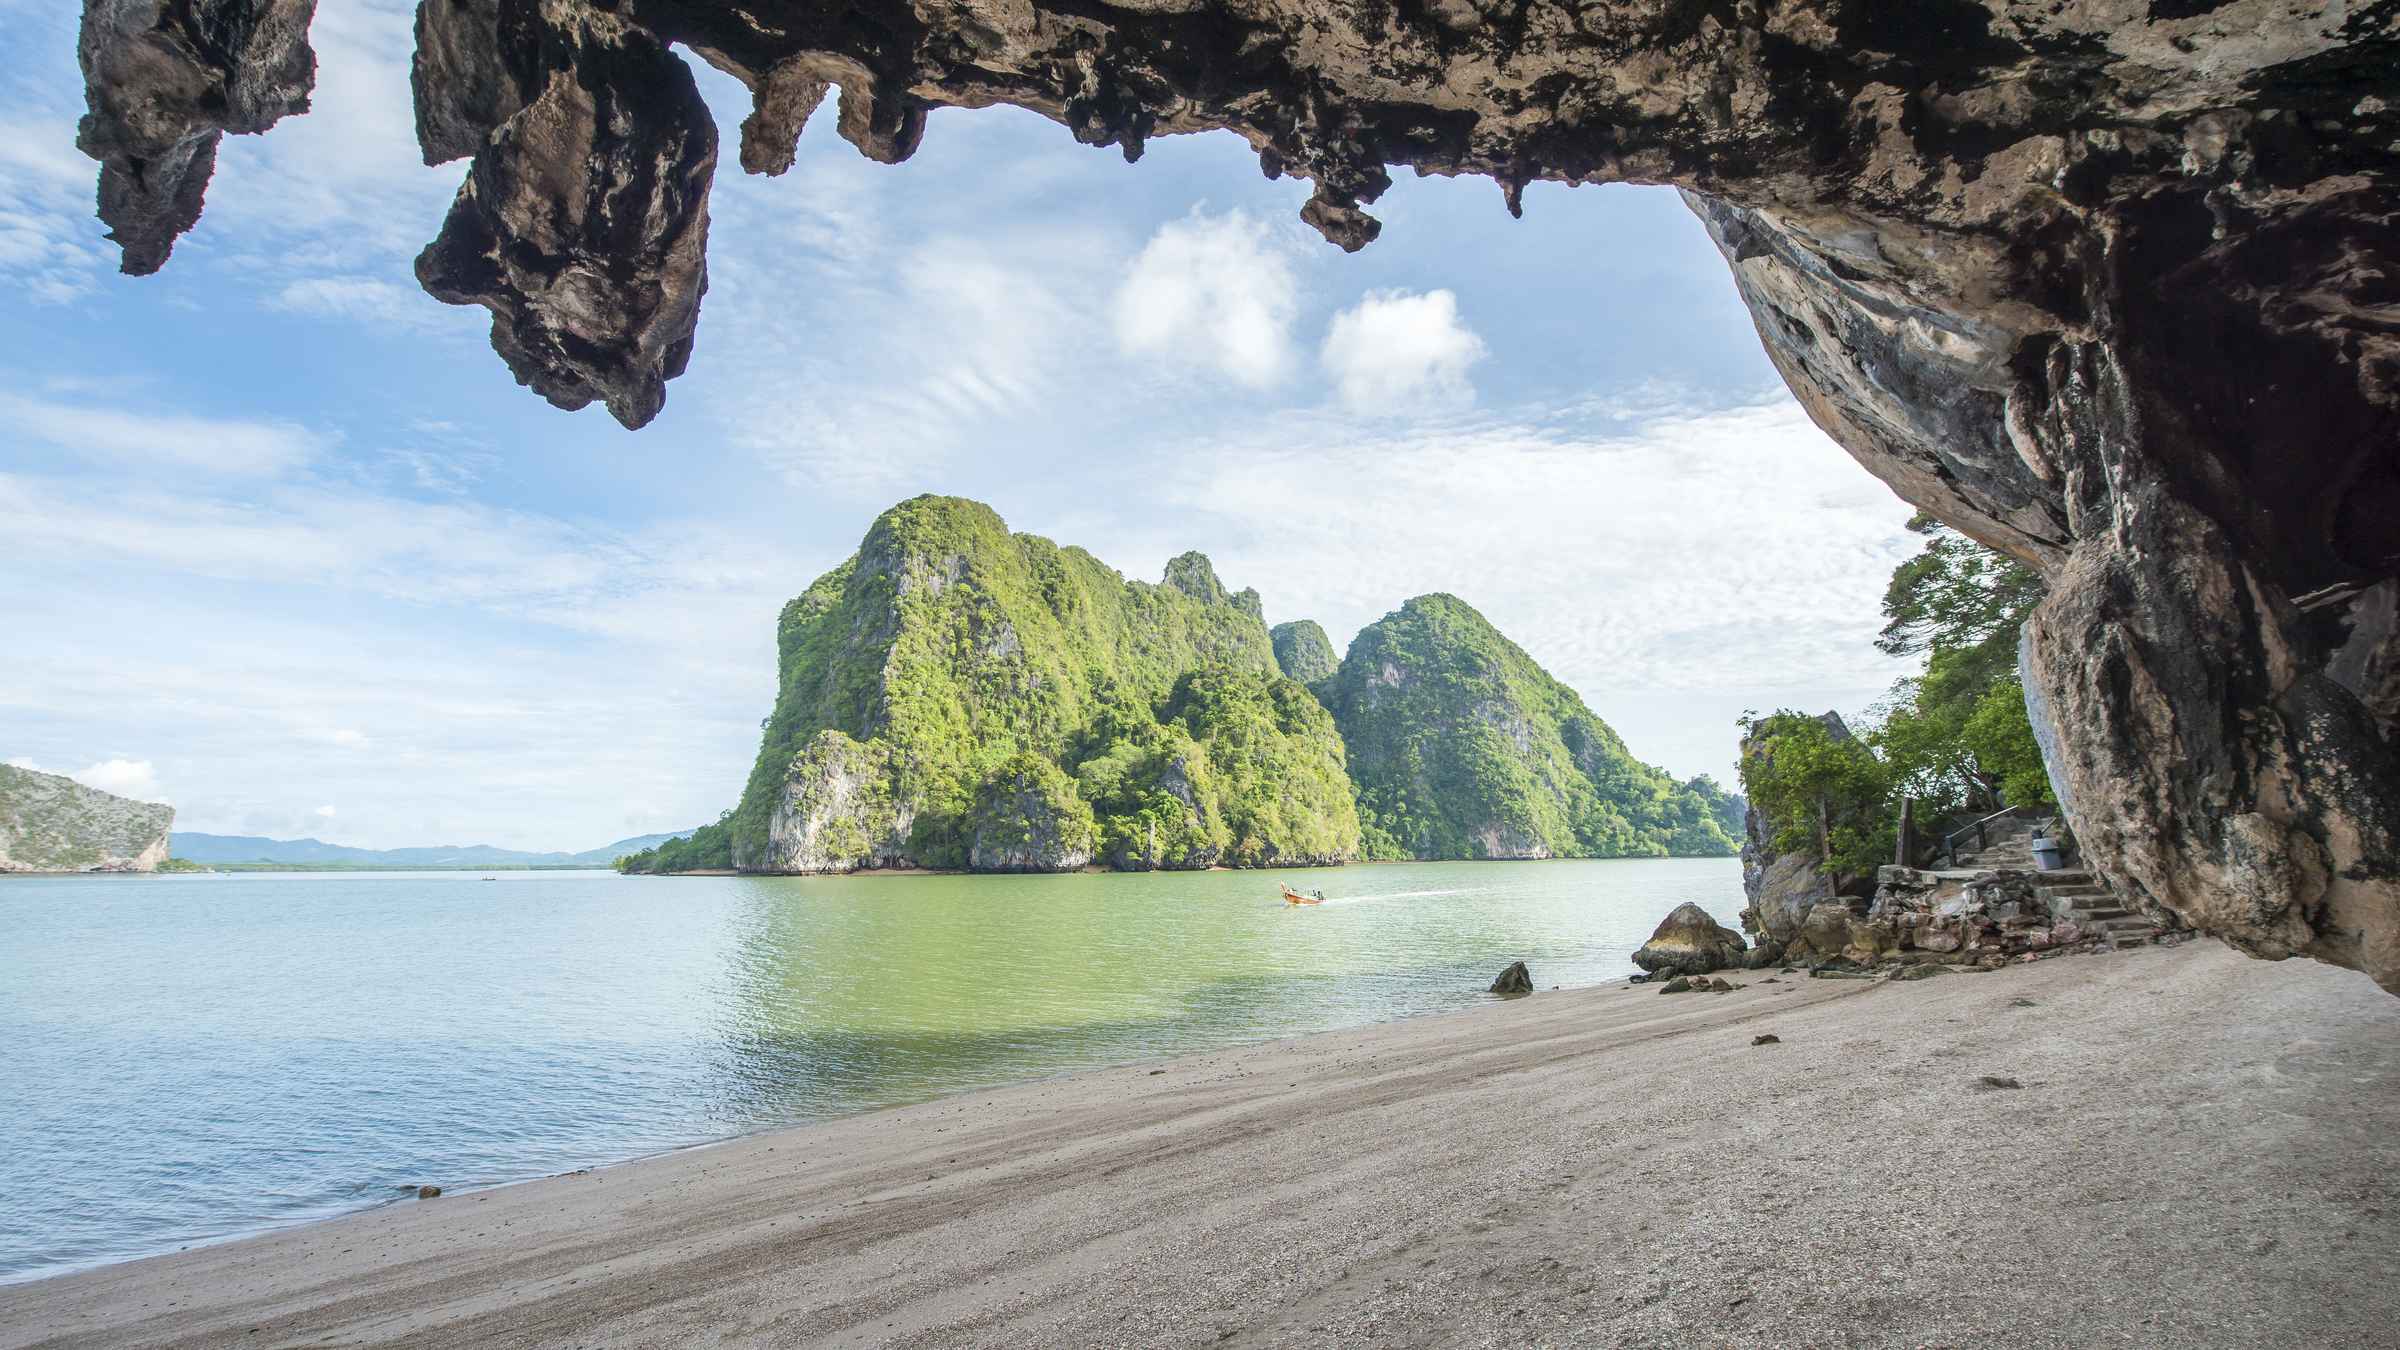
[0,858,1738,1281]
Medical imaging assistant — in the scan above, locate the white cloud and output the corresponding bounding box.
[1112,209,1298,387]
[0,115,109,303]
[0,392,323,475]
[5,755,41,771]
[709,228,1109,494]
[75,758,163,801]
[270,276,455,331]
[314,804,338,818]
[1319,289,1488,414]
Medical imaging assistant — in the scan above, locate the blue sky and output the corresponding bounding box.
[0,1,1917,849]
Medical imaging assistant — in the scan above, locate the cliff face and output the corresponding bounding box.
[1737,713,1857,959]
[669,496,1357,874]
[0,765,174,873]
[1324,594,1737,862]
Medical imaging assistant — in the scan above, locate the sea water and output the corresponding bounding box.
[0,859,1739,1281]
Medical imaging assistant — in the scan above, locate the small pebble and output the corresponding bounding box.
[1976,1075,2023,1090]
[1752,1034,1779,1046]
[417,1185,442,1199]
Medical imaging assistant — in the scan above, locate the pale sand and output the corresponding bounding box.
[7,941,2397,1349]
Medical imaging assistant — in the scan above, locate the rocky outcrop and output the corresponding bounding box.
[76,0,316,275]
[1779,902,1896,969]
[75,3,2400,990]
[1488,961,1533,995]
[1631,903,1748,978]
[1271,621,1338,686]
[735,730,914,874]
[0,764,175,872]
[410,0,714,429]
[967,754,1095,873]
[1737,712,1856,962]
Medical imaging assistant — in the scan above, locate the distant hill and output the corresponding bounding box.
[1,764,175,872]
[169,829,697,868]
[1321,593,1742,861]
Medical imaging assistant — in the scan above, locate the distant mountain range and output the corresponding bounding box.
[169,829,698,868]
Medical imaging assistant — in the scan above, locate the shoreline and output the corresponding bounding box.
[7,940,2395,1347]
[630,852,1744,879]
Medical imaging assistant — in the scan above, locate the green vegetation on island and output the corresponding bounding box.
[1319,594,1740,862]
[623,497,1358,875]
[623,499,1739,876]
[1270,620,1339,685]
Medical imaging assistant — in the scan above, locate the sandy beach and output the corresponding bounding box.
[6,939,2396,1348]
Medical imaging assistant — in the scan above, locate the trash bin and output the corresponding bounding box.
[2030,836,2064,871]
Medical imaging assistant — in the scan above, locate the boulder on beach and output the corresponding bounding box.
[1632,903,1748,977]
[1489,961,1533,995]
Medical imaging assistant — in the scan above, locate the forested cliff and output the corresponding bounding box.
[624,501,1736,874]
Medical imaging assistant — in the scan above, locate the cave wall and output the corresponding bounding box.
[74,0,2400,989]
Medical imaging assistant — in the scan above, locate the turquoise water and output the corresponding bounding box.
[0,859,1738,1282]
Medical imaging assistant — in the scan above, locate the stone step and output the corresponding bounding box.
[2070,905,2132,920]
[2044,887,2109,900]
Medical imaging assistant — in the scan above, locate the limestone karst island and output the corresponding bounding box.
[2,1,2393,1346]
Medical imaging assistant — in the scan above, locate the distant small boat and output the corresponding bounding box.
[1280,884,1325,906]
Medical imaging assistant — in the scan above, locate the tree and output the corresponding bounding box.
[1866,515,2053,816]
[1738,712,1893,883]
[1875,513,2045,679]
[1962,675,2055,809]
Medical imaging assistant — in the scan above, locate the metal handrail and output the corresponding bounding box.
[1940,803,2033,867]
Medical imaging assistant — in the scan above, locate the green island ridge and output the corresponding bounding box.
[1323,594,1742,861]
[622,498,1739,875]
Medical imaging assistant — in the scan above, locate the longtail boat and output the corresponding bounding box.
[1280,884,1325,906]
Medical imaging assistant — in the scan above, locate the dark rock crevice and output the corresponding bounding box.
[72,0,2400,990]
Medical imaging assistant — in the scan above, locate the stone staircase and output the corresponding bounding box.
[1945,816,2164,948]
[1945,817,2037,871]
[2035,871,2164,948]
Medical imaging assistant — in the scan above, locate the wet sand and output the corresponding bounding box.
[6,940,2396,1348]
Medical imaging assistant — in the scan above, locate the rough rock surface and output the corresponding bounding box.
[0,764,175,872]
[1737,711,1857,961]
[1488,961,1532,995]
[736,729,915,874]
[1632,902,1748,978]
[73,1,2400,990]
[1778,901,1896,968]
[76,0,317,275]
